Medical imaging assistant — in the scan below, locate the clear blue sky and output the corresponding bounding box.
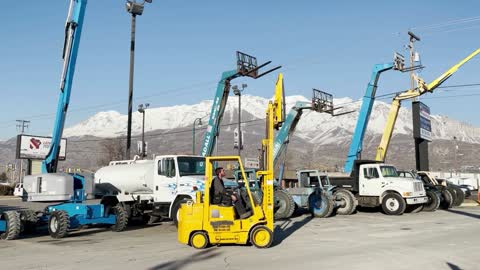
[1,0,479,140]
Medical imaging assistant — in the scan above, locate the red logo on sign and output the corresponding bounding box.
[30,138,42,149]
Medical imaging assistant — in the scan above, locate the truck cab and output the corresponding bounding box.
[330,161,427,215]
[95,155,206,225]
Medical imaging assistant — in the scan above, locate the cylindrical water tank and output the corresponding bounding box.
[95,160,155,195]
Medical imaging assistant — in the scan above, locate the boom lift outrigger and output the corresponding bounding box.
[178,72,285,249]
[375,48,480,162]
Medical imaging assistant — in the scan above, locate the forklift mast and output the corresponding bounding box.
[256,73,285,230]
[375,48,480,161]
[42,0,87,173]
[199,52,281,157]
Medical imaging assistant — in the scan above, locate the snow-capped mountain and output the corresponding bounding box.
[63,95,480,144]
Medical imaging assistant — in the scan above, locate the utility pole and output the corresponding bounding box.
[16,120,29,183]
[138,103,149,158]
[233,84,247,157]
[16,120,30,134]
[407,31,420,94]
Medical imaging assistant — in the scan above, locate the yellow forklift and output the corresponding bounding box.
[177,73,285,249]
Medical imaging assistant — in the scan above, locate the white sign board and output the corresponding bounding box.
[16,135,67,160]
[244,157,260,169]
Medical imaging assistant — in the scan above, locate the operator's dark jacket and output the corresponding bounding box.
[211,176,232,205]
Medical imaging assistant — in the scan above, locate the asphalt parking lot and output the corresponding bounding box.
[1,197,480,270]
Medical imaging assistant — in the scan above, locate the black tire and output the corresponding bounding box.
[309,191,334,218]
[20,210,38,234]
[48,211,70,239]
[334,189,356,215]
[110,205,128,232]
[440,189,454,209]
[190,231,209,249]
[423,190,440,212]
[381,193,406,215]
[250,225,273,248]
[0,211,21,240]
[171,199,189,228]
[274,189,295,219]
[450,186,465,207]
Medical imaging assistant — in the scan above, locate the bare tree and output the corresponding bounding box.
[99,138,127,166]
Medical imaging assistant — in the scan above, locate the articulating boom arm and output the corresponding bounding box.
[344,62,396,173]
[375,48,480,161]
[42,0,87,173]
[200,51,281,157]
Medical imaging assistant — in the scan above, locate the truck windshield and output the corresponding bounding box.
[177,157,205,176]
[380,166,398,177]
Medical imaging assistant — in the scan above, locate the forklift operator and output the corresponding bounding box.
[211,167,250,219]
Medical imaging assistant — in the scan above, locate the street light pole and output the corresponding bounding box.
[125,0,152,160]
[192,118,203,154]
[138,103,149,158]
[233,84,247,157]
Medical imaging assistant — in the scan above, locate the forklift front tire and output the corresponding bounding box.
[190,231,209,249]
[250,225,273,248]
[110,205,128,232]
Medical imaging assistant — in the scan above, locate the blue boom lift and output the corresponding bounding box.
[343,54,408,173]
[20,0,127,239]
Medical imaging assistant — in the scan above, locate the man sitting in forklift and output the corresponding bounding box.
[211,167,251,219]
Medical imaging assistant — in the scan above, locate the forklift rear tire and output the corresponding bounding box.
[334,189,356,215]
[274,190,295,219]
[381,193,406,215]
[309,191,334,218]
[450,186,464,207]
[48,211,70,239]
[250,225,273,248]
[190,231,209,249]
[423,190,440,212]
[20,210,38,234]
[0,211,21,240]
[110,205,128,232]
[440,189,454,209]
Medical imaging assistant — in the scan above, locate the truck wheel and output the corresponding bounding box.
[309,191,334,218]
[440,189,454,209]
[423,190,440,212]
[450,186,464,207]
[0,211,21,240]
[381,193,406,215]
[190,231,209,249]
[250,225,273,248]
[274,189,295,219]
[48,211,70,239]
[20,210,38,234]
[110,205,128,232]
[334,189,356,215]
[172,199,189,228]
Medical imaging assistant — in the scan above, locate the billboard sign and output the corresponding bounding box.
[412,101,432,142]
[16,135,67,160]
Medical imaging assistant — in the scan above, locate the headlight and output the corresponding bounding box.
[403,192,412,197]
